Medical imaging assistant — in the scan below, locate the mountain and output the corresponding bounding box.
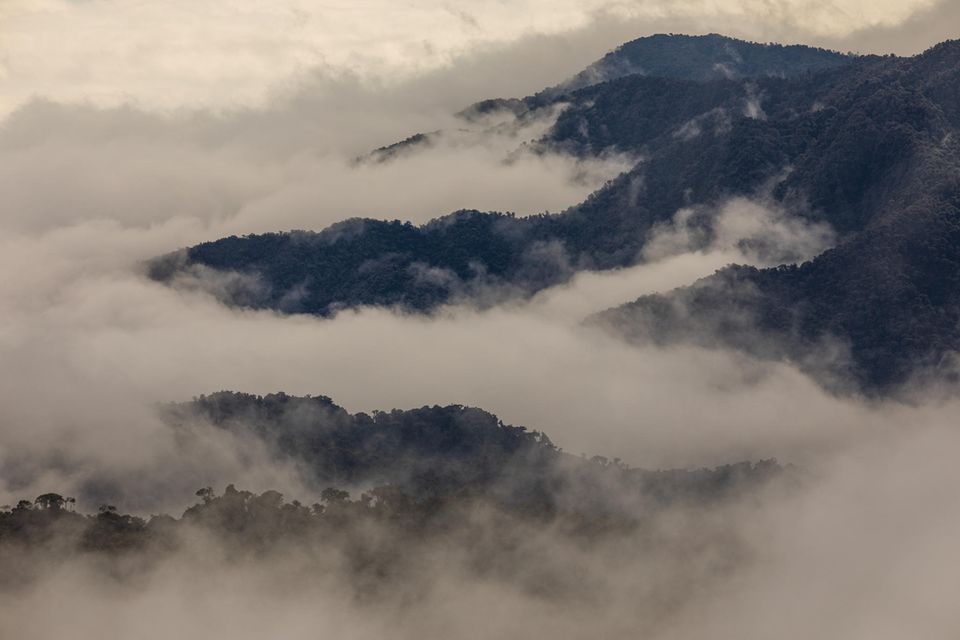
[464,33,848,118]
[163,391,783,513]
[147,36,960,392]
[364,35,849,164]
[0,391,785,574]
[0,384,785,614]
[147,36,855,313]
[163,391,560,502]
[594,40,960,393]
[356,35,848,161]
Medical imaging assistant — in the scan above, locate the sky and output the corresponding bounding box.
[0,0,955,117]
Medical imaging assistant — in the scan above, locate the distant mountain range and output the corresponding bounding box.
[148,34,960,393]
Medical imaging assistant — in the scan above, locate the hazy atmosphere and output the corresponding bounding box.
[2,1,960,638]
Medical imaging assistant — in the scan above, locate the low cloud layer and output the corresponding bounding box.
[2,7,960,637]
[0,98,633,242]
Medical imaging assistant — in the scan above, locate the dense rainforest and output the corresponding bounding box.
[163,392,784,512]
[2,392,785,596]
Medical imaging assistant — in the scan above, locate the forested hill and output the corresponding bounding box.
[147,35,858,312]
[595,40,960,393]
[0,391,785,573]
[163,391,783,514]
[148,37,960,392]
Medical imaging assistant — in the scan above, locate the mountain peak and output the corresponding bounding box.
[551,32,850,94]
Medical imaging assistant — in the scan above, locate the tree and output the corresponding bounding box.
[320,487,350,504]
[34,493,74,511]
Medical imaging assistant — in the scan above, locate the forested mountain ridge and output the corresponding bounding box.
[0,469,781,603]
[594,40,960,392]
[163,391,783,513]
[147,36,858,312]
[542,33,851,98]
[370,33,850,159]
[469,33,849,116]
[148,37,960,392]
[0,391,786,577]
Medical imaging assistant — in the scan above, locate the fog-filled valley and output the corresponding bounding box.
[3,2,960,638]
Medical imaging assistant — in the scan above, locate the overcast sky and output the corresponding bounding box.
[1,0,956,117]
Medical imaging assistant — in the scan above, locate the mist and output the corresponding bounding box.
[3,3,960,638]
[0,98,633,239]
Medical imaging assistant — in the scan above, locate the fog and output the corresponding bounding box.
[3,422,960,639]
[0,99,633,238]
[3,3,960,638]
[0,490,785,639]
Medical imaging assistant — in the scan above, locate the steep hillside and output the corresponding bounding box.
[595,40,960,392]
[147,48,855,313]
[377,34,850,160]
[164,391,783,512]
[549,33,850,96]
[148,38,960,391]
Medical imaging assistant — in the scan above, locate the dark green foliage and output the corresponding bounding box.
[145,39,859,312]
[363,131,438,163]
[0,391,786,592]
[149,211,567,315]
[164,391,561,501]
[598,202,960,392]
[163,391,785,515]
[596,41,960,393]
[148,36,857,316]
[549,33,850,97]
[149,37,960,391]
[0,456,783,558]
[541,75,745,156]
[0,495,150,556]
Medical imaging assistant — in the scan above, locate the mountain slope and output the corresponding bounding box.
[148,37,960,392]
[147,53,855,314]
[594,40,960,392]
[540,32,850,99]
[163,391,784,512]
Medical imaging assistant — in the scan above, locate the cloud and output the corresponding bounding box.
[642,196,836,265]
[0,0,946,116]
[0,0,953,526]
[0,478,792,639]
[823,0,960,55]
[0,190,954,512]
[1,6,959,636]
[3,404,960,639]
[0,98,632,238]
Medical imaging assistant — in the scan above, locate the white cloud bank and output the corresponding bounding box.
[0,0,948,116]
